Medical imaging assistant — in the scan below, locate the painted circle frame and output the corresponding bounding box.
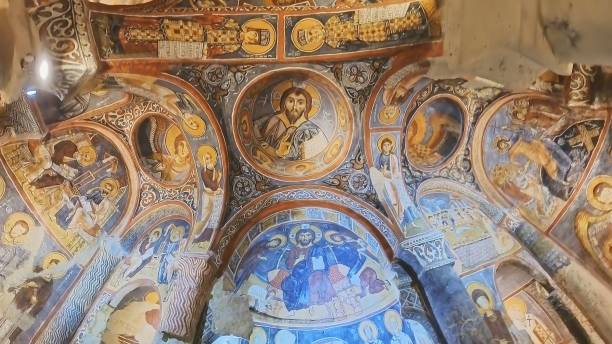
[232,67,354,182]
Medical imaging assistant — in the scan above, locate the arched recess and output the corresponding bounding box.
[72,201,193,343]
[89,72,230,251]
[493,258,576,344]
[205,186,440,343]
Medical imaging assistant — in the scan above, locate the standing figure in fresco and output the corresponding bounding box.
[370,135,420,228]
[193,145,223,246]
[157,225,185,284]
[256,87,328,160]
[384,310,415,344]
[505,297,556,344]
[281,224,337,311]
[471,288,514,344]
[123,228,163,278]
[148,136,193,183]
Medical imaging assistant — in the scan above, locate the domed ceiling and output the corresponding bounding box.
[0,1,611,344]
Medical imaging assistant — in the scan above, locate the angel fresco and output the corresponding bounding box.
[370,135,421,233]
[136,116,194,184]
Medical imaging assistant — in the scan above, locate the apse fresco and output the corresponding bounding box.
[0,126,131,253]
[76,219,190,343]
[417,179,519,273]
[135,115,194,184]
[473,96,606,231]
[233,69,353,181]
[405,96,465,170]
[226,207,437,343]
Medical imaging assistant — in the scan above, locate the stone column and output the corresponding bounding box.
[160,254,216,342]
[397,231,494,344]
[567,64,598,107]
[502,216,612,343]
[37,236,125,344]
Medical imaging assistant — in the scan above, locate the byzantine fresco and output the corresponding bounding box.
[405,96,465,170]
[0,126,131,253]
[462,268,515,344]
[134,115,195,185]
[233,69,353,181]
[494,261,572,344]
[472,95,606,231]
[89,74,227,253]
[416,179,519,274]
[285,1,432,58]
[76,218,190,343]
[0,167,87,343]
[225,207,437,343]
[91,13,278,60]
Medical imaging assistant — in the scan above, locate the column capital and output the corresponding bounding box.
[398,230,455,275]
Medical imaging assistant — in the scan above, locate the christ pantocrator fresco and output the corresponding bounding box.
[234,70,352,181]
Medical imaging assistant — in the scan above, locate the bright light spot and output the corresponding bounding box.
[38,59,50,81]
[26,89,37,96]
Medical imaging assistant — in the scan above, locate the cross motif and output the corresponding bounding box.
[568,125,599,152]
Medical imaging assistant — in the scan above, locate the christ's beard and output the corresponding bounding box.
[286,109,304,124]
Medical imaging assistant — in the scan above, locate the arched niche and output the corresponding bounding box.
[415,178,520,274]
[493,259,574,344]
[90,73,229,252]
[74,202,193,343]
[472,93,607,232]
[204,186,438,343]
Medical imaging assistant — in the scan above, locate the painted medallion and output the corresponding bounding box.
[234,69,353,181]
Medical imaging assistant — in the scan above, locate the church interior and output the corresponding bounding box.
[0,0,611,343]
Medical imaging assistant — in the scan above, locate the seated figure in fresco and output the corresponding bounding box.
[281,224,337,311]
[148,136,192,183]
[256,87,328,160]
[57,178,125,241]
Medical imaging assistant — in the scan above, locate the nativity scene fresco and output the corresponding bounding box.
[2,1,612,343]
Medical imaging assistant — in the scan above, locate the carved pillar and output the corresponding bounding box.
[397,231,494,344]
[37,237,125,344]
[502,217,612,343]
[161,254,216,342]
[567,64,598,107]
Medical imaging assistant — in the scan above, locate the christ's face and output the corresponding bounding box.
[297,230,313,246]
[284,92,307,122]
